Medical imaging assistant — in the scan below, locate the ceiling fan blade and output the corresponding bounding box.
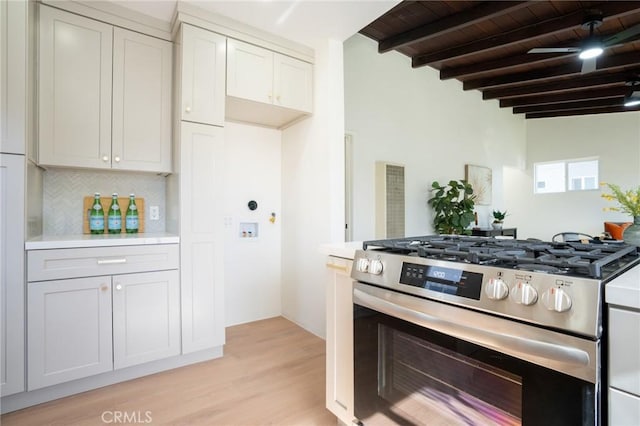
[581,57,597,74]
[603,23,640,46]
[528,47,581,53]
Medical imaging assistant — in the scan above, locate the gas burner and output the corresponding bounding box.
[362,235,640,280]
[518,264,568,274]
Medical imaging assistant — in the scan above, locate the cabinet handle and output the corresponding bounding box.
[276,95,281,102]
[114,156,121,163]
[102,155,109,162]
[185,106,191,113]
[268,92,272,101]
[115,284,123,291]
[100,285,109,292]
[97,258,127,265]
[326,263,348,272]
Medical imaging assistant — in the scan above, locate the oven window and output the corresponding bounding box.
[379,325,522,425]
[354,304,597,426]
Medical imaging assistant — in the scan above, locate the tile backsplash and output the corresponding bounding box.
[43,169,166,235]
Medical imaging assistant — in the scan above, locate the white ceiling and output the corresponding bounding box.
[110,0,399,47]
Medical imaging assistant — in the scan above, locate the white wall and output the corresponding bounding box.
[344,34,526,241]
[281,39,345,338]
[505,113,640,240]
[223,121,282,326]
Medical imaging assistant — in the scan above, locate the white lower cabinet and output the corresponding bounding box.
[27,244,179,390]
[112,270,180,369]
[28,277,113,390]
[325,256,354,424]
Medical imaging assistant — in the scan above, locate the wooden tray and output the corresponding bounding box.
[83,196,145,234]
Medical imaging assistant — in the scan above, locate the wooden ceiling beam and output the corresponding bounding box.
[513,97,625,114]
[440,52,569,80]
[499,86,631,107]
[412,2,640,68]
[379,1,529,53]
[482,70,640,99]
[526,105,640,119]
[464,52,640,91]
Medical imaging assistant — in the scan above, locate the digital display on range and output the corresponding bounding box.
[400,262,483,300]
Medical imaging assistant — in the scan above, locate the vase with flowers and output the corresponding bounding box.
[601,183,640,246]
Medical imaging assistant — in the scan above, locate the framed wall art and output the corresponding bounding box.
[465,164,492,205]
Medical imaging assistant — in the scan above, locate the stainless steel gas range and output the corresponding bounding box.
[351,235,640,426]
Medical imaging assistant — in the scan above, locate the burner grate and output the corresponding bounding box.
[362,235,640,279]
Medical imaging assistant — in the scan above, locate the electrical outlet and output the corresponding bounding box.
[149,206,160,221]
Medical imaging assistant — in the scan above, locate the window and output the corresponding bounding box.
[534,159,598,194]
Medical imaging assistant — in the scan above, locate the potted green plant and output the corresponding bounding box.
[428,180,476,235]
[601,183,640,245]
[492,210,508,229]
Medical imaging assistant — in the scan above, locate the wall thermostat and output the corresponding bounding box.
[248,200,258,211]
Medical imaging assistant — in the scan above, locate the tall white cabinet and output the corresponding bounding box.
[0,154,25,397]
[1,0,27,398]
[171,23,226,355]
[38,5,172,173]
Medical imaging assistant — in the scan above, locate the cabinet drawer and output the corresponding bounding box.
[28,244,179,282]
[609,307,640,396]
[609,388,640,426]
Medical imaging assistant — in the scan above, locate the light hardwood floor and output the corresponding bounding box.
[1,317,337,426]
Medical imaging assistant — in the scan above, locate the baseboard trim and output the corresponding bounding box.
[1,346,223,414]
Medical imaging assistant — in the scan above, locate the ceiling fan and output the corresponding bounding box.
[528,12,640,74]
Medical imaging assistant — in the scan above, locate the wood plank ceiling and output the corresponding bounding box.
[359,1,640,119]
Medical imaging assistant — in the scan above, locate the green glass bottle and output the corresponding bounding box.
[89,193,105,234]
[107,193,122,234]
[125,194,139,234]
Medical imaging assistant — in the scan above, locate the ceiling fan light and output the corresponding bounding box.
[624,91,640,107]
[579,45,603,59]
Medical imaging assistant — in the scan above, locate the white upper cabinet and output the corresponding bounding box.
[226,40,273,106]
[1,0,28,155]
[38,5,112,169]
[180,24,226,127]
[273,53,313,113]
[112,27,172,173]
[38,5,172,173]
[226,38,313,128]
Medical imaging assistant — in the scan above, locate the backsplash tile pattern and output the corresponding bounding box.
[43,169,166,235]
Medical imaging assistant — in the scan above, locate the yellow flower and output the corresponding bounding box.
[601,183,640,217]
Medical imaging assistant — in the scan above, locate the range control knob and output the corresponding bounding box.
[541,287,572,313]
[369,259,384,275]
[511,282,538,306]
[357,258,370,273]
[485,277,509,300]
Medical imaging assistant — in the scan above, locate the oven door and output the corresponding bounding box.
[353,282,600,426]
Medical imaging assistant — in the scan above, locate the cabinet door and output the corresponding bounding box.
[1,0,27,155]
[112,28,172,173]
[179,122,225,354]
[28,277,113,390]
[180,24,226,126]
[38,5,112,168]
[112,270,180,369]
[325,257,354,423]
[0,153,25,396]
[273,53,313,113]
[226,39,273,105]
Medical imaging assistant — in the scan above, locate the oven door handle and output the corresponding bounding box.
[354,286,592,369]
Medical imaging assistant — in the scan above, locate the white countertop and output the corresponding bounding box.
[606,264,640,310]
[26,232,179,250]
[318,241,363,260]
